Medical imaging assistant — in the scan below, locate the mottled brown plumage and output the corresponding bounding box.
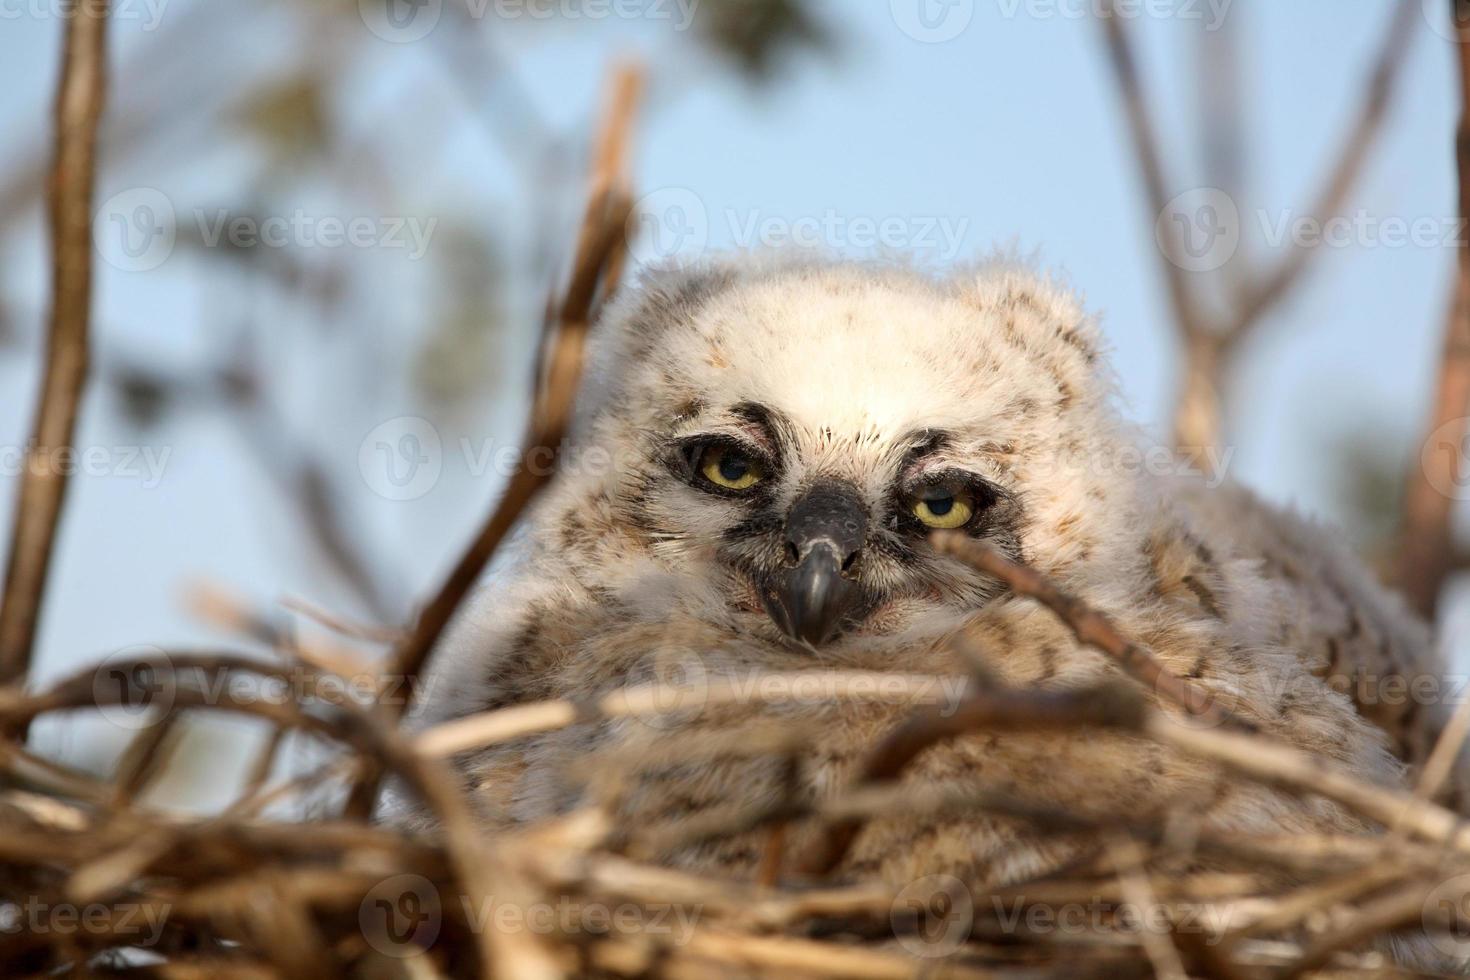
[403,257,1457,962]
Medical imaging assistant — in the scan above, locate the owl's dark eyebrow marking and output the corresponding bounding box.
[897,429,952,467]
[729,401,793,454]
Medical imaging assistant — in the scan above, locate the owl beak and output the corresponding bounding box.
[764,482,867,646]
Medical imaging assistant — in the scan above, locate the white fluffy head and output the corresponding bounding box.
[555,256,1150,658]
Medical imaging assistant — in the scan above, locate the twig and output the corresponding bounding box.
[278,595,404,644]
[109,709,183,807]
[797,544,1467,879]
[1108,835,1189,980]
[384,64,643,712]
[1277,877,1445,979]
[796,682,1145,875]
[0,0,111,687]
[929,531,1235,727]
[1398,9,1470,619]
[415,671,974,759]
[12,650,508,977]
[1412,690,1470,806]
[1147,716,1470,855]
[1218,861,1411,943]
[344,67,640,818]
[1097,0,1206,342]
[642,929,997,980]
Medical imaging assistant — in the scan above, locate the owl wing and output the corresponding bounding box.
[1175,482,1463,808]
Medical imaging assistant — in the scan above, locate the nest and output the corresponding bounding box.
[6,534,1470,979]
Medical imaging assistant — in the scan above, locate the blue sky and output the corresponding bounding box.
[0,0,1465,804]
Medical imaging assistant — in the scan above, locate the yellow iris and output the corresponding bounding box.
[700,447,764,490]
[912,492,973,529]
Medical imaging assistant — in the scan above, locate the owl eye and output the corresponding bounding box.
[699,445,765,491]
[910,489,975,529]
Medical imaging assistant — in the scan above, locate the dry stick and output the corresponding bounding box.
[109,709,183,807]
[11,652,508,978]
[383,64,641,710]
[1197,14,1245,299]
[1399,11,1470,620]
[1107,835,1189,980]
[1413,690,1470,806]
[0,2,110,688]
[392,63,641,694]
[1099,0,1229,448]
[225,756,361,820]
[278,594,404,644]
[1373,684,1470,860]
[346,208,636,812]
[416,671,975,759]
[802,540,1470,878]
[0,739,109,803]
[663,929,999,980]
[1276,877,1446,980]
[797,683,1146,875]
[660,777,1409,881]
[228,724,290,813]
[1146,716,1470,856]
[799,705,1470,930]
[929,532,1235,728]
[1220,860,1412,943]
[344,64,642,819]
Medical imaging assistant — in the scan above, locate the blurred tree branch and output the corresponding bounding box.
[385,64,642,709]
[0,2,111,687]
[1,0,833,658]
[1099,2,1416,453]
[343,63,643,819]
[1397,7,1470,620]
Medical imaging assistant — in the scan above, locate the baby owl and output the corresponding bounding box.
[408,257,1454,904]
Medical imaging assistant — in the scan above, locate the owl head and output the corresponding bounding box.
[566,257,1150,659]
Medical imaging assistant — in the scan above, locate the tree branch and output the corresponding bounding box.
[0,2,111,688]
[1218,2,1418,351]
[929,531,1238,728]
[1099,3,1415,454]
[1397,10,1470,620]
[342,63,644,818]
[386,63,642,707]
[1098,0,1207,342]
